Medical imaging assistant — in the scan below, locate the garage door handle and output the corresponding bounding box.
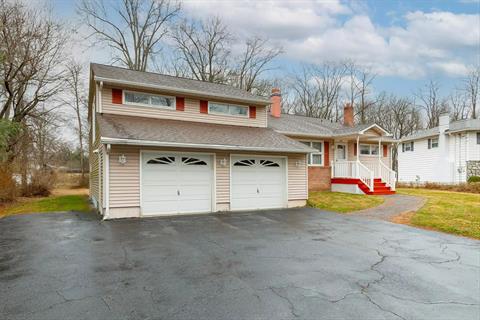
[177,190,180,196]
[257,188,260,194]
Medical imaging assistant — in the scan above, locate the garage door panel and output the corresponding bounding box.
[231,156,286,211]
[141,153,213,215]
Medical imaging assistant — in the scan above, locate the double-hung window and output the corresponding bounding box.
[428,137,439,149]
[301,141,323,165]
[208,102,248,117]
[124,91,175,109]
[359,144,379,155]
[402,141,414,152]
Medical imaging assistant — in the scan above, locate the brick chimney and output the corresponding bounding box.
[270,88,281,118]
[343,103,354,127]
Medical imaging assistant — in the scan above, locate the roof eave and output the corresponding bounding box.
[275,131,334,139]
[94,76,270,106]
[100,137,313,154]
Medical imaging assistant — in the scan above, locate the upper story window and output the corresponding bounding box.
[360,144,379,155]
[428,137,439,149]
[402,141,414,152]
[124,90,175,109]
[208,102,248,117]
[301,141,323,166]
[477,132,480,145]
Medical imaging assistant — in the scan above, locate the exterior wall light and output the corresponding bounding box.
[220,158,227,167]
[118,154,127,165]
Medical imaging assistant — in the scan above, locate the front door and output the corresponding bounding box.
[335,143,347,161]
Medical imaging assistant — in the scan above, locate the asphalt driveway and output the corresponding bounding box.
[0,208,479,320]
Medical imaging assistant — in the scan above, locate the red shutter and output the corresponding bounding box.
[383,145,388,157]
[112,89,122,104]
[200,100,208,113]
[176,97,185,111]
[249,106,256,119]
[324,141,329,166]
[354,144,357,156]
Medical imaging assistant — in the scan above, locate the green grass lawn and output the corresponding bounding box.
[397,188,480,239]
[308,191,384,213]
[0,195,91,218]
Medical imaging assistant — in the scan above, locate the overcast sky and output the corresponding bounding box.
[55,0,479,96]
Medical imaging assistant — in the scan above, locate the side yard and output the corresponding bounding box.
[0,190,91,219]
[396,188,480,239]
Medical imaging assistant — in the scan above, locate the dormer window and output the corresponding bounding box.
[124,90,175,109]
[208,102,248,117]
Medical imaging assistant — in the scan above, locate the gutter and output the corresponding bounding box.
[100,137,316,154]
[94,76,270,106]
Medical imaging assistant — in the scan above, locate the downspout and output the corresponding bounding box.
[99,81,103,113]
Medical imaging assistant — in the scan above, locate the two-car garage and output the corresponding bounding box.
[141,152,287,216]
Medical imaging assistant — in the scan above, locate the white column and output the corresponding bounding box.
[378,138,381,178]
[356,136,360,162]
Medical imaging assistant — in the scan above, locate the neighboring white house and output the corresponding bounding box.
[398,114,480,184]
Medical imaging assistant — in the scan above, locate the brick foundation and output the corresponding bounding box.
[308,166,332,191]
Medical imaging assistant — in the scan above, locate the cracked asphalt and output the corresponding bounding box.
[0,208,479,320]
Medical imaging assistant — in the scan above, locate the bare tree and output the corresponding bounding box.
[415,80,448,128]
[63,61,88,182]
[449,90,469,121]
[0,1,66,162]
[78,0,180,71]
[290,63,346,120]
[172,17,232,83]
[464,65,479,119]
[231,36,282,94]
[344,61,377,124]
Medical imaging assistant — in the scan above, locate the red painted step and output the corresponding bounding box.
[331,177,396,195]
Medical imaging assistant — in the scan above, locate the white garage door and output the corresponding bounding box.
[141,153,213,216]
[231,156,287,211]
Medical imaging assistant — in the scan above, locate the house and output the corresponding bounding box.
[398,113,480,184]
[88,64,396,219]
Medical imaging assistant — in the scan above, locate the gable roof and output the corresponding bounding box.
[98,114,316,154]
[267,114,391,138]
[91,63,270,105]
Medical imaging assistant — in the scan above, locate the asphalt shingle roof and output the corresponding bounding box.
[402,118,480,141]
[91,63,270,105]
[98,113,315,153]
[267,114,387,137]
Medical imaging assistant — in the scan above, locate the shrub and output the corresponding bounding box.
[21,170,56,197]
[468,176,480,183]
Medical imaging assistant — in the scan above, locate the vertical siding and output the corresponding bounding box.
[106,146,308,209]
[101,86,267,127]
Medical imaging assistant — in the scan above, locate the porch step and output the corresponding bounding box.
[331,178,396,195]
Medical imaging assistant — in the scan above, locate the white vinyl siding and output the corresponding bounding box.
[102,86,267,127]
[398,138,442,183]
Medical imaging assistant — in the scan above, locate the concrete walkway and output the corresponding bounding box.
[352,194,426,220]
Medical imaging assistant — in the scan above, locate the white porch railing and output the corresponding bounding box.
[332,160,396,192]
[379,162,396,191]
[331,161,374,192]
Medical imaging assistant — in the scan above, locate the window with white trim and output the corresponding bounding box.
[428,137,439,149]
[208,102,248,117]
[124,91,175,109]
[359,144,379,155]
[301,141,323,165]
